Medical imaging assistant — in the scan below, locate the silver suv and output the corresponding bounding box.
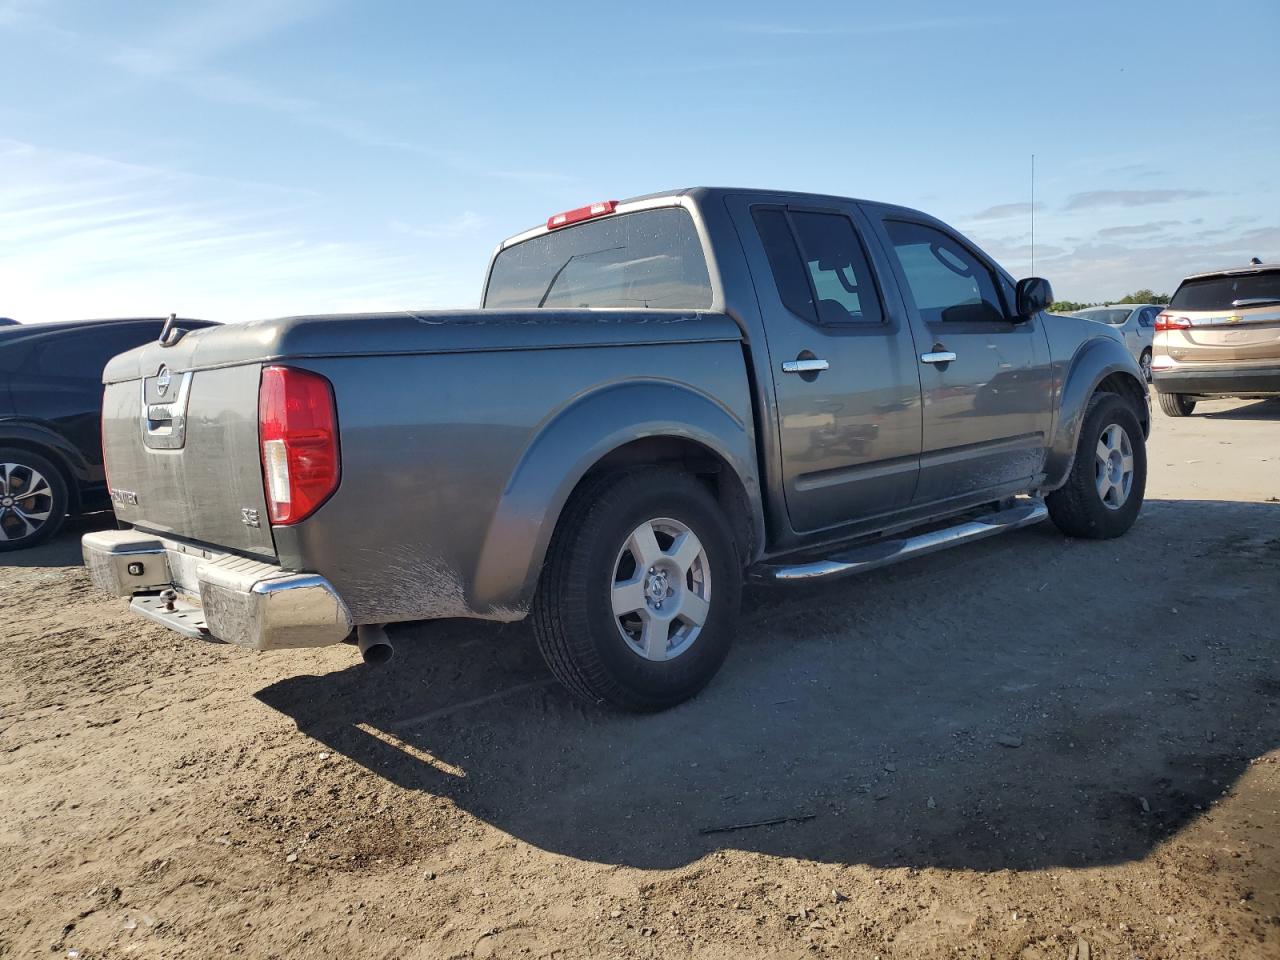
[1152,263,1280,416]
[1073,304,1160,381]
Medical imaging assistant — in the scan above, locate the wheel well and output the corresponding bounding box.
[0,437,80,513]
[576,437,757,564]
[1096,372,1151,438]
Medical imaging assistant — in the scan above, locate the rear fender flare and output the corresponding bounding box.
[470,380,762,614]
[1044,338,1149,490]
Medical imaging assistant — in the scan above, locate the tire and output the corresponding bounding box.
[531,467,742,711]
[1046,392,1146,540]
[1157,391,1196,417]
[0,447,69,552]
[1139,349,1152,383]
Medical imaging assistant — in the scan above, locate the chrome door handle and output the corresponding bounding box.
[920,351,957,365]
[781,358,830,374]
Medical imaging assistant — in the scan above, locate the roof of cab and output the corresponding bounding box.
[498,186,901,250]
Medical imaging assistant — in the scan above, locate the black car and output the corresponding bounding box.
[0,317,216,551]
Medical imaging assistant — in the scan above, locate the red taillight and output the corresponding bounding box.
[258,366,339,525]
[546,199,618,230]
[1154,313,1190,331]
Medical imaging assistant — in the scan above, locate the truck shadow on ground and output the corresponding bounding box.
[256,498,1280,872]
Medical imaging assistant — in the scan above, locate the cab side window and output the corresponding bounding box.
[753,207,884,326]
[884,220,1006,325]
[753,208,818,324]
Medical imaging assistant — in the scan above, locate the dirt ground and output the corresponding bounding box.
[2,398,1278,960]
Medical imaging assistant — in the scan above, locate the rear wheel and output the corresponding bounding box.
[1046,392,1146,539]
[1139,349,1152,382]
[531,467,741,711]
[1157,391,1196,417]
[0,448,69,551]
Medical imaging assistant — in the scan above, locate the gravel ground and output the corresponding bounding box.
[2,397,1278,959]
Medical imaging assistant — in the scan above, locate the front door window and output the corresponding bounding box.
[884,220,1007,325]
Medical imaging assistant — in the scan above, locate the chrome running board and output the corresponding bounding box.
[752,500,1049,583]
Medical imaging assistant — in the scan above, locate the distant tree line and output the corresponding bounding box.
[1050,289,1171,313]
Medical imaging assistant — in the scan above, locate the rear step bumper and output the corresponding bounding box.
[82,529,353,650]
[751,500,1049,583]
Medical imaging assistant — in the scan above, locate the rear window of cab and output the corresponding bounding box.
[484,207,713,310]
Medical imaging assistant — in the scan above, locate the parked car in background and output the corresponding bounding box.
[0,317,216,550]
[1073,304,1159,381]
[83,187,1149,711]
[1152,262,1280,416]
[0,318,19,327]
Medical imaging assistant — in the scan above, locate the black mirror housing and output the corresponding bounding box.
[1015,277,1053,318]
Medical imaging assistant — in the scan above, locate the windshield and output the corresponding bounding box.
[1169,271,1280,311]
[1076,308,1132,325]
[484,207,713,310]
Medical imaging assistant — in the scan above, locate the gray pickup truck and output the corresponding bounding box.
[83,187,1150,710]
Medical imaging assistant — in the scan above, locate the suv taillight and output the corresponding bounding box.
[1154,313,1190,331]
[258,366,340,525]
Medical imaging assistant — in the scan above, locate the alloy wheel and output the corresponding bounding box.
[1094,424,1134,510]
[610,517,712,661]
[0,462,55,543]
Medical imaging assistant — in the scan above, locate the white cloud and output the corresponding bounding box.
[730,18,989,37]
[0,0,42,27]
[970,201,1044,221]
[0,139,474,324]
[390,211,487,239]
[1064,189,1213,210]
[2,2,570,187]
[107,0,328,75]
[1096,220,1182,238]
[974,225,1280,301]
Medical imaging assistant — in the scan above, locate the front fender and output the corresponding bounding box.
[470,379,762,614]
[1044,336,1148,490]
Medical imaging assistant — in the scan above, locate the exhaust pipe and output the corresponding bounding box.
[357,624,394,665]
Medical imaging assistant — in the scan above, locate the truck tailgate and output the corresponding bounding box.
[102,362,275,559]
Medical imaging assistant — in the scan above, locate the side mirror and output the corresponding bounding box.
[1015,277,1053,319]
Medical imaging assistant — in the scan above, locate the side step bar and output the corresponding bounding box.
[751,500,1049,583]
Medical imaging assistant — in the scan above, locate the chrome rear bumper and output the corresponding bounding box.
[81,529,354,651]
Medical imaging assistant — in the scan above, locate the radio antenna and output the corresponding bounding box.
[1030,153,1036,275]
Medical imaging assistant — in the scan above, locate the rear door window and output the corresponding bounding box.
[484,207,713,310]
[1169,271,1280,311]
[751,207,884,326]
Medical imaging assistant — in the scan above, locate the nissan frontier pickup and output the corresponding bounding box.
[84,187,1150,710]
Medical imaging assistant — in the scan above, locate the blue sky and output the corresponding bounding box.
[2,0,1277,323]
